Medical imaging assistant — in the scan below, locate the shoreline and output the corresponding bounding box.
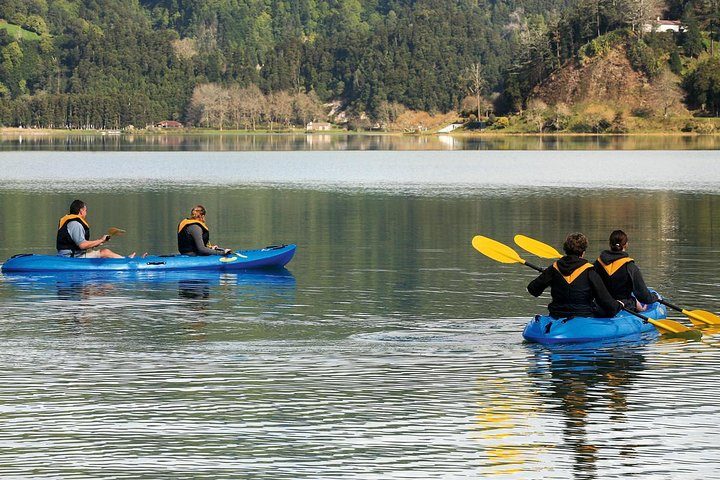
[1,127,719,137]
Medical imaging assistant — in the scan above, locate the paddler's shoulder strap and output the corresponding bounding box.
[553,261,594,284]
[58,214,89,230]
[596,257,634,276]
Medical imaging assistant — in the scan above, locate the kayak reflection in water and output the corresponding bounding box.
[56,199,134,259]
[527,232,623,319]
[594,230,660,312]
[177,204,232,256]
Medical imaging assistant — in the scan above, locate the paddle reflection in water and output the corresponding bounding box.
[527,344,647,480]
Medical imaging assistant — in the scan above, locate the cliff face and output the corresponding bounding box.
[530,47,687,115]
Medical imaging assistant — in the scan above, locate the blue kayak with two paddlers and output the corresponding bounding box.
[1,244,296,273]
[522,301,667,345]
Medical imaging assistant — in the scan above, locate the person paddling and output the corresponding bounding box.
[57,200,133,258]
[177,205,232,256]
[527,232,622,319]
[594,230,659,312]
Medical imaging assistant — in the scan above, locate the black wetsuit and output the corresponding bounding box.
[527,255,622,319]
[594,250,659,310]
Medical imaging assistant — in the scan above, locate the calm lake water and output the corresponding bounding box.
[0,139,719,478]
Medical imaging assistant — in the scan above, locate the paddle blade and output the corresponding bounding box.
[107,227,126,237]
[514,234,562,259]
[683,309,720,326]
[649,318,699,336]
[472,235,525,265]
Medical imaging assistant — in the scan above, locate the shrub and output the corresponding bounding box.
[627,40,662,80]
[631,107,655,118]
[682,120,715,133]
[494,116,509,129]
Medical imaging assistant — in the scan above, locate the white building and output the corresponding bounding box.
[642,18,683,33]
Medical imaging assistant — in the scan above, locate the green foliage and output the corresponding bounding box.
[683,57,720,114]
[681,16,705,57]
[0,0,712,127]
[669,50,683,74]
[627,39,662,80]
[579,30,628,62]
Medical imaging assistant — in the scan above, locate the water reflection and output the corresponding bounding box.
[2,132,720,151]
[528,345,647,480]
[1,268,296,302]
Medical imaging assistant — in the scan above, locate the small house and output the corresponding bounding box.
[306,121,332,132]
[157,120,183,128]
[643,18,683,33]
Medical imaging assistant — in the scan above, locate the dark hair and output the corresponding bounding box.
[563,232,588,256]
[609,230,628,252]
[190,205,206,219]
[69,199,86,215]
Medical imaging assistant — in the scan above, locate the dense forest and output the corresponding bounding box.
[0,0,718,130]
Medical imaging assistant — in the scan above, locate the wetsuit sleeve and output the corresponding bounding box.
[527,267,553,297]
[627,263,659,304]
[589,270,622,316]
[188,224,222,256]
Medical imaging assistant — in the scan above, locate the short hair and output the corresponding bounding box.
[563,232,588,256]
[69,199,86,215]
[190,205,206,219]
[609,230,628,252]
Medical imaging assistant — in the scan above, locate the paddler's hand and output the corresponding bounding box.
[222,249,232,255]
[99,235,111,243]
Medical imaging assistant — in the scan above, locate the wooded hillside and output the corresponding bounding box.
[0,0,718,130]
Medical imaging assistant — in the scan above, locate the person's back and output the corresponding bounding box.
[594,230,658,311]
[177,205,231,256]
[527,232,621,319]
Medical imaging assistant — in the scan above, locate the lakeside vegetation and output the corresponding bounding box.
[0,0,719,134]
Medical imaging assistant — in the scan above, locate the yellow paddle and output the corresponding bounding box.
[107,227,126,237]
[472,235,699,336]
[514,234,720,326]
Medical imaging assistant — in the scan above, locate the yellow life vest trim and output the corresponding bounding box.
[553,261,594,284]
[58,214,89,230]
[177,218,209,234]
[597,257,634,276]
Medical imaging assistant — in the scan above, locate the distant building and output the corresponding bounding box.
[306,121,332,131]
[643,18,683,33]
[157,120,183,128]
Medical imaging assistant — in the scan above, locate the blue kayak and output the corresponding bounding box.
[1,244,296,273]
[523,302,667,345]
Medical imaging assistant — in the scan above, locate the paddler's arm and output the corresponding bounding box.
[188,224,224,256]
[527,267,552,297]
[627,263,659,304]
[589,270,622,316]
[69,222,109,250]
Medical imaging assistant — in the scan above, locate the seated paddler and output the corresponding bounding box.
[57,199,131,259]
[527,232,622,319]
[594,230,659,312]
[177,205,232,256]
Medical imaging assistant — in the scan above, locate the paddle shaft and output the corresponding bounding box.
[660,299,684,313]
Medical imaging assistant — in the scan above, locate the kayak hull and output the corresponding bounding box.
[523,302,667,345]
[1,244,296,273]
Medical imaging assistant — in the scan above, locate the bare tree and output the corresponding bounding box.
[293,91,325,126]
[625,0,663,36]
[188,83,229,129]
[267,91,293,130]
[466,63,486,119]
